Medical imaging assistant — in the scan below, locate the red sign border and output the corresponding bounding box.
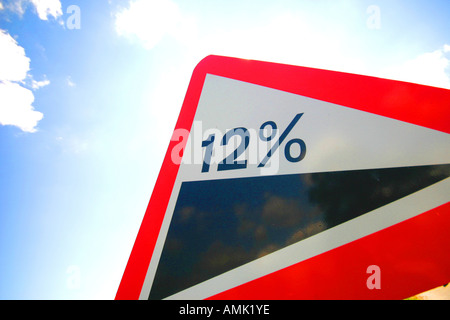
[116,55,450,300]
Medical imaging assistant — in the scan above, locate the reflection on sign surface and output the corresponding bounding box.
[149,164,450,299]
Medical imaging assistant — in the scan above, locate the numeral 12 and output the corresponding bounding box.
[201,127,250,173]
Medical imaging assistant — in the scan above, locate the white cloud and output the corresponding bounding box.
[2,0,62,20]
[0,81,43,133]
[378,45,450,89]
[115,0,185,50]
[66,76,76,87]
[30,0,62,20]
[0,29,44,132]
[2,0,27,16]
[31,78,50,89]
[0,29,30,82]
[114,4,361,74]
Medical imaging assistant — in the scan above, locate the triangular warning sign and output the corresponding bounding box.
[116,56,450,300]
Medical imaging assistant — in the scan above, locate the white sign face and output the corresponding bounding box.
[138,74,450,300]
[182,74,449,179]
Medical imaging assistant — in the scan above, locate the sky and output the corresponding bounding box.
[0,0,449,300]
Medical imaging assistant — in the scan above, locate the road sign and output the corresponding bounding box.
[116,55,450,300]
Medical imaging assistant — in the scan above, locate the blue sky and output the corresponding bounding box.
[0,0,449,299]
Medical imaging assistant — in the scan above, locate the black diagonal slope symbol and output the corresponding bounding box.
[149,164,450,299]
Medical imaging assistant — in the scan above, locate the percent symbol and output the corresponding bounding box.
[258,113,306,167]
